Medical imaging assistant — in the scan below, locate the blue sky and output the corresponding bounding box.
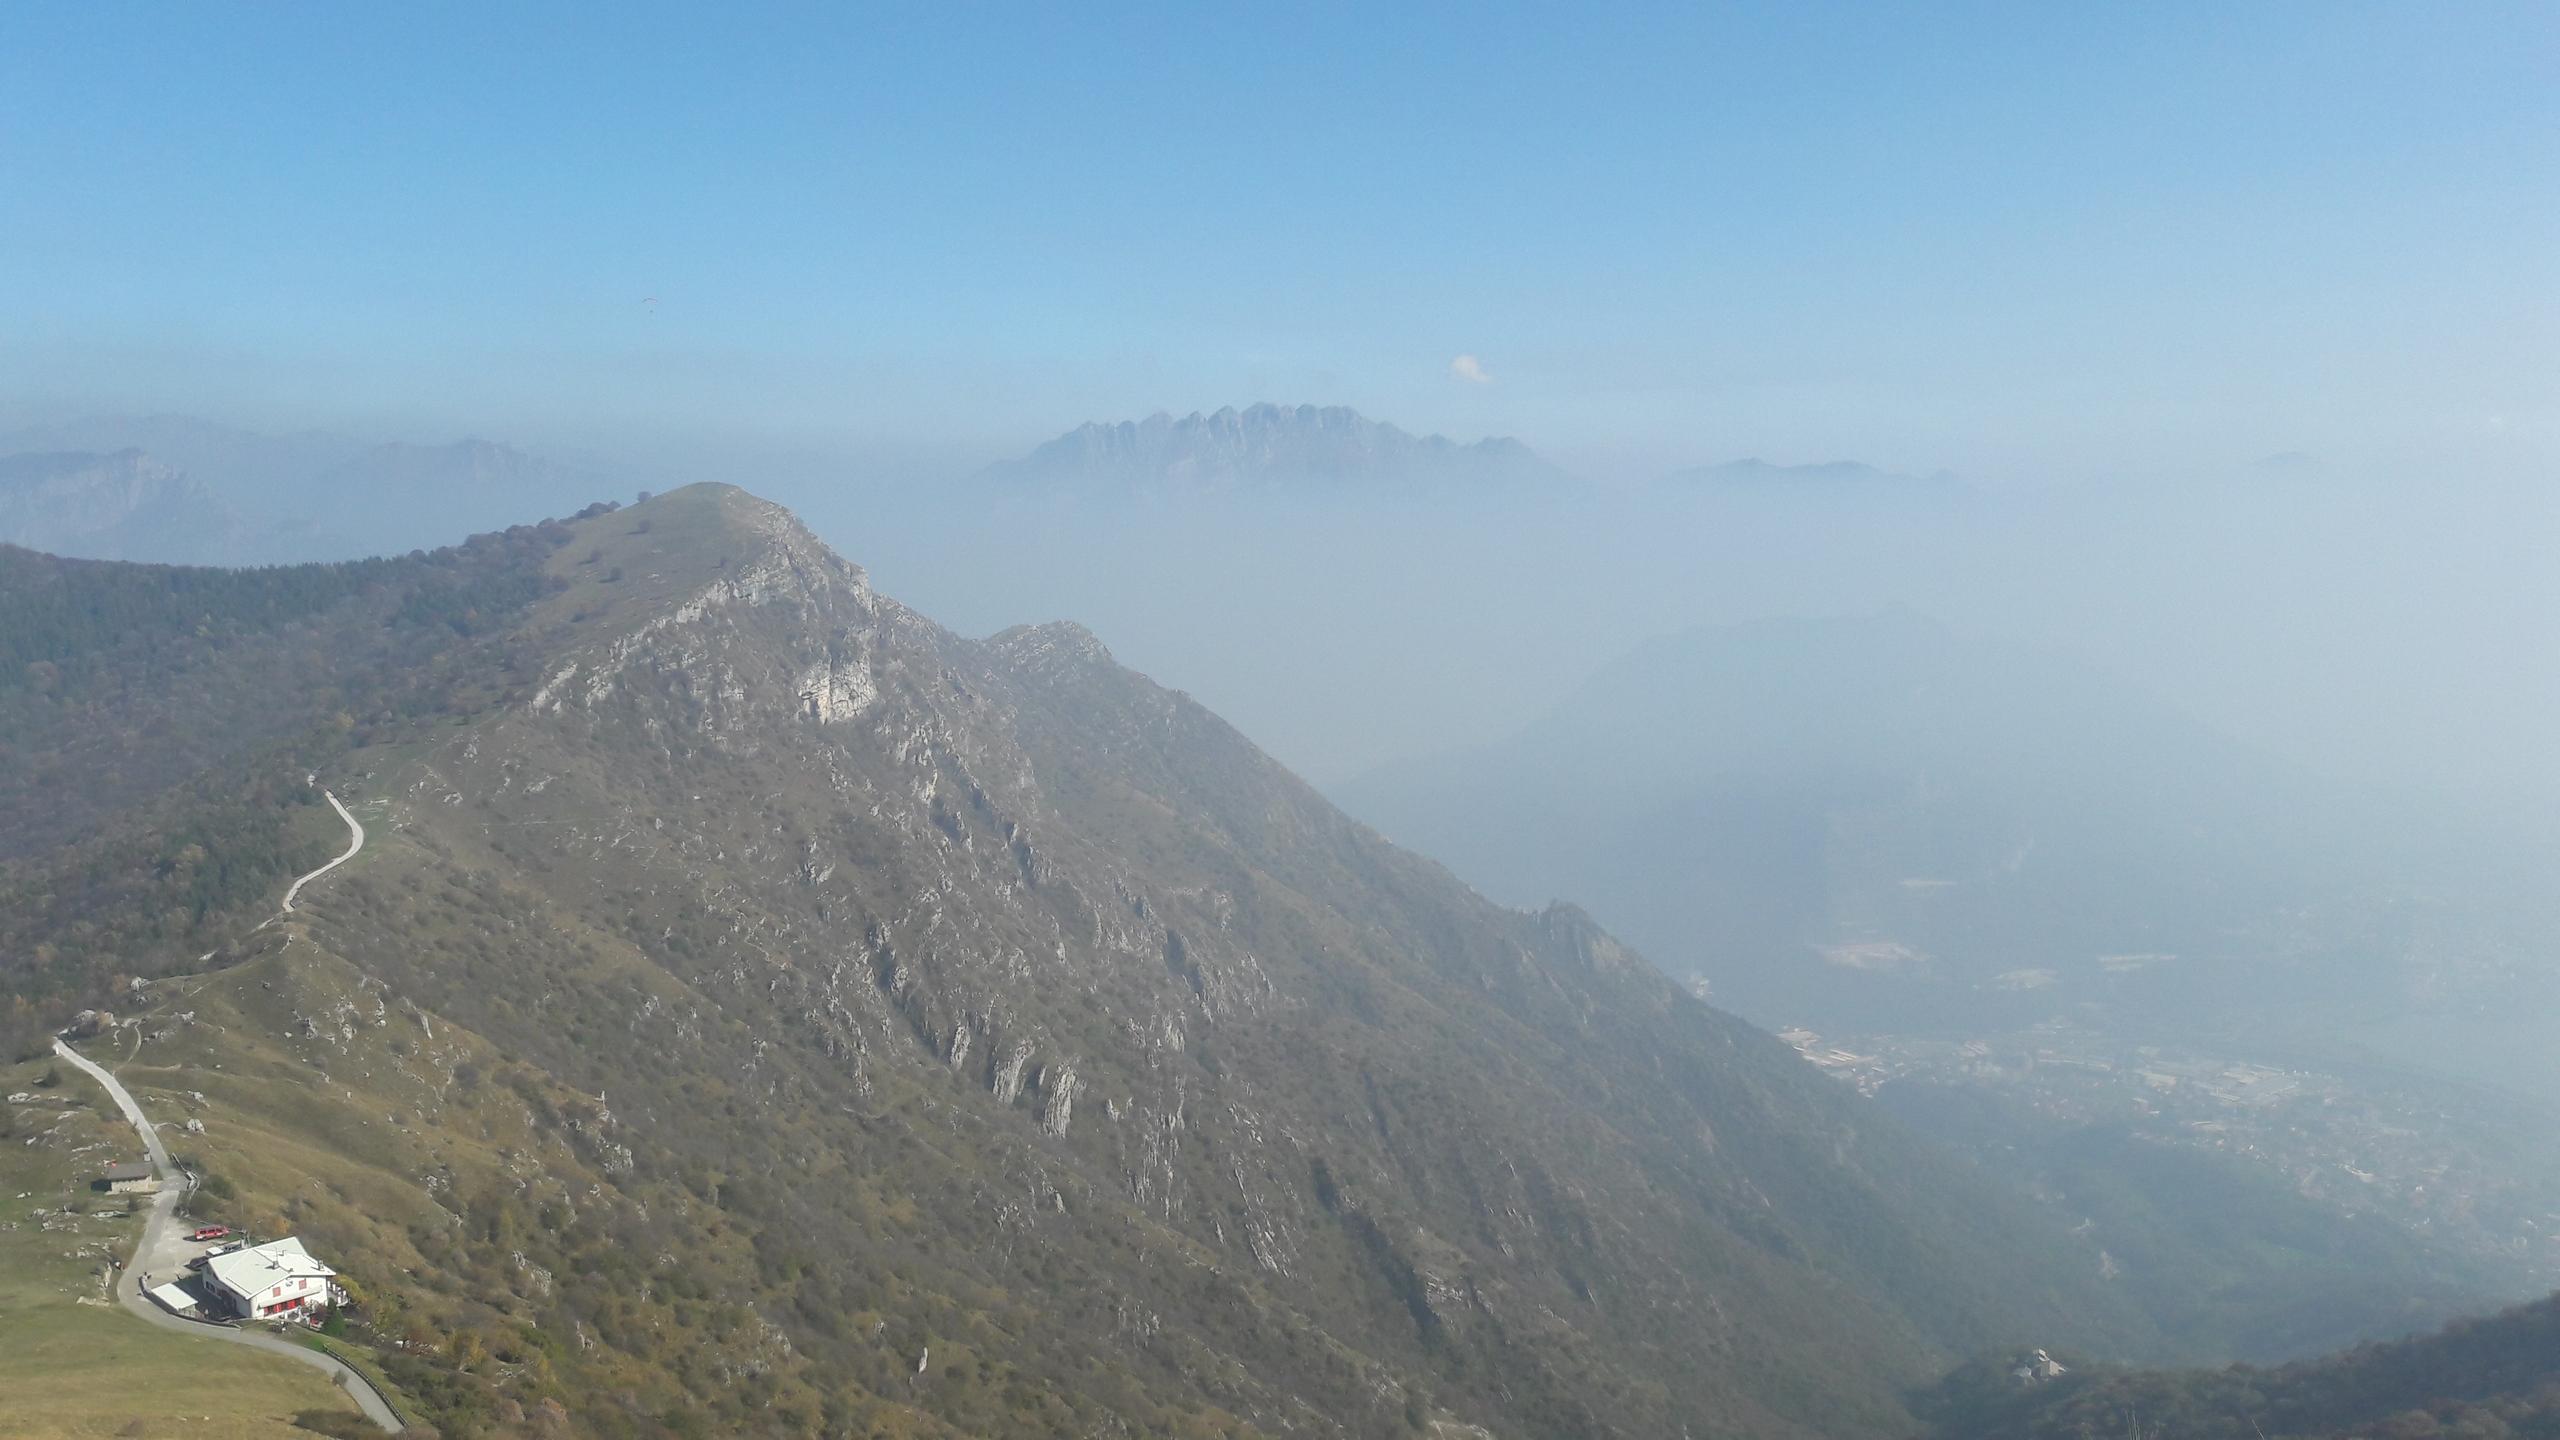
[3,2,2553,481]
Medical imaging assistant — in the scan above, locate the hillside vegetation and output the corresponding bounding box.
[5,485,2191,1438]
[0,512,609,1059]
[1925,1294,2560,1440]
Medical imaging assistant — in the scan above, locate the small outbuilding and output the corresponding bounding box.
[100,1161,160,1195]
[145,1280,201,1315]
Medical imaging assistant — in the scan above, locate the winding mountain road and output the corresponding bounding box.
[51,789,401,1432]
[282,789,364,913]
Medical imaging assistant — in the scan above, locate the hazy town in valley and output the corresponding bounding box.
[2,6,2555,1438]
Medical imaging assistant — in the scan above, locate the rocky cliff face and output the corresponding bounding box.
[282,485,2157,1436]
[8,484,2165,1437]
[982,403,1564,495]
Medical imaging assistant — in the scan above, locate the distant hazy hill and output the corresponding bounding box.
[290,437,614,556]
[0,448,253,564]
[1336,613,2426,1037]
[0,414,367,497]
[981,402,1566,496]
[0,417,616,563]
[1667,456,1969,498]
[0,488,2186,1439]
[1926,1287,2560,1439]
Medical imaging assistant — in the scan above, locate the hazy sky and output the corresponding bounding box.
[3,2,2554,483]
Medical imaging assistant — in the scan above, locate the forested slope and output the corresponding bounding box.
[1925,1292,2560,1440]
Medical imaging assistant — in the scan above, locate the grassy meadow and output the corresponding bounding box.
[0,1053,361,1439]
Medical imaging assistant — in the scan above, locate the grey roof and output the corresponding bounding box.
[203,1236,334,1298]
[146,1280,201,1312]
[101,1161,153,1181]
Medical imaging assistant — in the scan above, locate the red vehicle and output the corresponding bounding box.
[189,1225,231,1242]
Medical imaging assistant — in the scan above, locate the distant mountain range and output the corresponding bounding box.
[0,413,368,497]
[979,402,1567,496]
[0,448,255,564]
[0,415,617,563]
[290,436,612,553]
[4,410,1974,564]
[985,411,1971,502]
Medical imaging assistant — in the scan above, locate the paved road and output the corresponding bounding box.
[57,845,404,1424]
[282,790,365,913]
[53,1037,172,1177]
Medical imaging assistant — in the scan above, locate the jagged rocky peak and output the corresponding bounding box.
[983,401,1567,494]
[986,619,1115,673]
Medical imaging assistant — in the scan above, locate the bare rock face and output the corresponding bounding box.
[6,481,2160,1440]
[794,655,878,723]
[318,483,2158,1439]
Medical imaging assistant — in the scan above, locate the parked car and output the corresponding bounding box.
[189,1224,230,1241]
[186,1237,247,1273]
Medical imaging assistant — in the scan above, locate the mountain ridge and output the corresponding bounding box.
[981,403,1567,496]
[0,447,256,564]
[0,484,2179,1438]
[0,418,614,564]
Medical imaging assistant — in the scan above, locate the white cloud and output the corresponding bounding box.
[1448,353,1493,385]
